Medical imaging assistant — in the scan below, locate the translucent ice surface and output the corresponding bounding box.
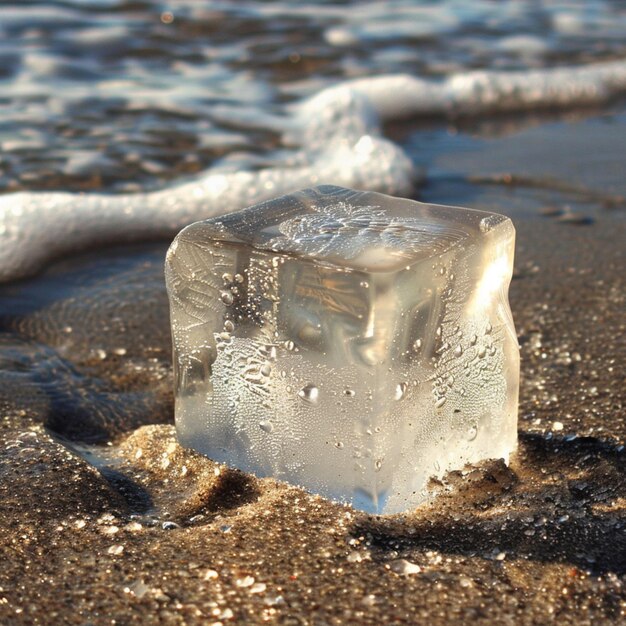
[165,185,519,514]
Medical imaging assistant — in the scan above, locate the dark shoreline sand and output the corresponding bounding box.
[1,123,625,623]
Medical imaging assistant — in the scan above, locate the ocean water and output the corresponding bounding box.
[2,2,625,161]
[1,0,626,280]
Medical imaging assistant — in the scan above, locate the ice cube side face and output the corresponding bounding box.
[165,186,519,514]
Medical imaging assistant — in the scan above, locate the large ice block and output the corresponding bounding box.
[165,185,519,514]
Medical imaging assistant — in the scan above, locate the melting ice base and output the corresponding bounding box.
[1,58,626,281]
[166,186,519,514]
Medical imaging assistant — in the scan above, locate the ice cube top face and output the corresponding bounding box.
[165,185,519,515]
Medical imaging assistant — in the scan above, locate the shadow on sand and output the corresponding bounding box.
[352,432,625,575]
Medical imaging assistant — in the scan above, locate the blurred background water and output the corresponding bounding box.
[1,0,625,196]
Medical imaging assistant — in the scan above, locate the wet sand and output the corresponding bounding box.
[1,118,625,624]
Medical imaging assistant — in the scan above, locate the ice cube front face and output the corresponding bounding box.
[165,185,519,514]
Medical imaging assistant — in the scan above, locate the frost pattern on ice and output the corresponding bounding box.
[268,199,470,266]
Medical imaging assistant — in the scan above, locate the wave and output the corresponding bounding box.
[1,59,625,282]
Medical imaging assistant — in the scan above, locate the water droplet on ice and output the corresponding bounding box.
[223,320,235,332]
[479,217,491,233]
[234,273,244,283]
[485,322,492,334]
[335,441,344,449]
[465,425,478,441]
[435,397,447,408]
[298,384,319,405]
[344,388,355,397]
[394,382,407,401]
[259,420,274,433]
[260,363,272,377]
[413,339,422,351]
[220,291,234,305]
[454,345,463,357]
[375,459,383,471]
[477,346,487,359]
[284,340,295,351]
[222,273,233,283]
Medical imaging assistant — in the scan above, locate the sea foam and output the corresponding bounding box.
[0,59,625,281]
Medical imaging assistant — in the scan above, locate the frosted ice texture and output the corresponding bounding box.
[165,185,519,514]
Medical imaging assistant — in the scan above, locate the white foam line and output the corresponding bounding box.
[1,59,625,282]
[0,137,412,281]
[302,59,626,119]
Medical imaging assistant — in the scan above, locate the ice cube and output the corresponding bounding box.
[165,185,519,514]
